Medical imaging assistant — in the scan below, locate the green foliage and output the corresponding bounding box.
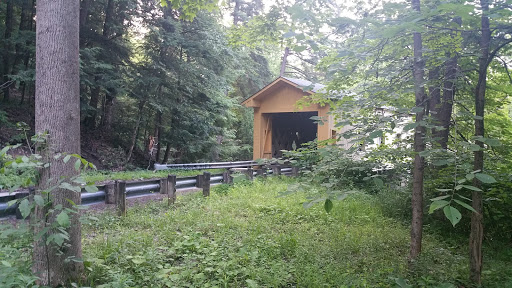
[76,178,512,287]
[0,223,38,288]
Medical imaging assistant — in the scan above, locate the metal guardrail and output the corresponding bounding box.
[154,160,258,171]
[1,166,295,219]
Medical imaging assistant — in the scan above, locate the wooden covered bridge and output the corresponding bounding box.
[242,77,341,160]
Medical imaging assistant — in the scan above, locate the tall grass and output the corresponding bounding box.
[80,177,512,287]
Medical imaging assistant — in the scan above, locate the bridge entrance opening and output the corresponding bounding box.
[270,112,317,158]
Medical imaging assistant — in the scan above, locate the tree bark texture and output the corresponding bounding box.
[163,142,172,163]
[233,0,241,25]
[470,0,490,284]
[34,0,83,285]
[409,0,426,262]
[125,100,145,164]
[13,0,33,73]
[155,111,163,163]
[102,91,115,135]
[2,0,14,102]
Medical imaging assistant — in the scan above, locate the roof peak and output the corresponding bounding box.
[281,77,325,93]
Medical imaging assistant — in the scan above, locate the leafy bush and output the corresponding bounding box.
[0,224,39,288]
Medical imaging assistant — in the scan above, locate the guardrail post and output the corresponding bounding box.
[105,183,115,204]
[202,172,211,197]
[15,191,29,219]
[272,165,281,176]
[291,167,299,177]
[168,175,176,205]
[246,168,254,181]
[116,181,126,217]
[223,170,232,184]
[196,174,204,188]
[159,177,167,194]
[256,168,264,178]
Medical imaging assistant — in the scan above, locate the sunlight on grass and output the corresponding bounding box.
[81,178,510,287]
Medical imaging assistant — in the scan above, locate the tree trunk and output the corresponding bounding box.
[103,0,114,37]
[470,1,490,284]
[233,0,241,25]
[428,66,440,120]
[13,0,33,73]
[2,0,14,102]
[280,47,290,77]
[163,142,172,163]
[409,0,426,262]
[84,84,100,129]
[125,100,145,164]
[155,111,163,163]
[34,0,83,286]
[102,91,115,136]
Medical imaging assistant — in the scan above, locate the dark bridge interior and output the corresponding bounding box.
[271,112,317,158]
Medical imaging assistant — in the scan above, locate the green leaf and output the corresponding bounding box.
[453,199,477,213]
[56,211,70,228]
[469,144,481,151]
[63,154,71,163]
[324,199,333,213]
[430,195,450,201]
[59,182,81,193]
[34,195,45,207]
[429,200,449,214]
[373,177,384,187]
[18,199,31,219]
[283,31,296,38]
[435,188,452,192]
[432,159,449,166]
[465,173,475,181]
[395,277,412,288]
[369,130,383,139]
[74,159,81,171]
[403,122,418,131]
[475,173,496,184]
[411,106,424,113]
[461,185,482,192]
[84,185,98,193]
[443,205,462,227]
[485,139,501,146]
[7,199,17,207]
[1,261,12,267]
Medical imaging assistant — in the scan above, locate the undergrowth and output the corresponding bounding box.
[2,178,511,287]
[79,178,511,287]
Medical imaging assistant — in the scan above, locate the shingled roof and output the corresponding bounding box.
[241,76,325,107]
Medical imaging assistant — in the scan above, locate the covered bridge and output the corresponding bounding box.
[242,77,338,160]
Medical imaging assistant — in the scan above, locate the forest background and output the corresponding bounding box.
[1,0,512,286]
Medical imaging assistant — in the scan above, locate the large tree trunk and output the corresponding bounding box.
[84,84,100,129]
[34,0,83,286]
[163,142,172,163]
[13,0,33,72]
[409,0,426,262]
[101,91,115,135]
[233,0,241,25]
[2,0,14,102]
[155,111,163,163]
[103,0,115,37]
[470,0,490,284]
[125,100,145,164]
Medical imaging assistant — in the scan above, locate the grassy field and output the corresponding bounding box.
[80,177,512,287]
[83,169,224,184]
